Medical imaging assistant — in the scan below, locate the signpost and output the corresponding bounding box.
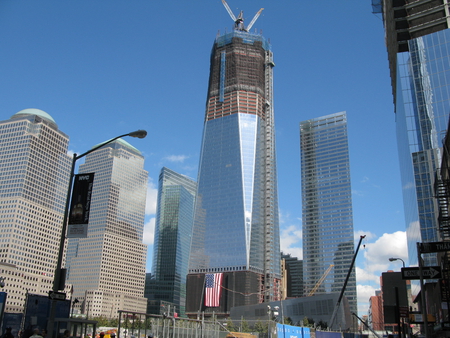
[48,291,66,301]
[418,241,450,253]
[401,266,442,280]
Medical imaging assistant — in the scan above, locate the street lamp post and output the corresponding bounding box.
[388,257,407,338]
[47,130,147,338]
[389,257,406,268]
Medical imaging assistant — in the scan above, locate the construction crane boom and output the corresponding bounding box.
[221,0,236,22]
[352,312,381,338]
[329,235,366,329]
[246,8,264,31]
[221,0,263,32]
[307,264,334,297]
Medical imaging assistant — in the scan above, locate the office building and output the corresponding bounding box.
[0,108,72,313]
[148,167,196,317]
[368,291,384,332]
[300,112,357,319]
[66,139,148,318]
[281,253,303,298]
[372,0,450,268]
[186,7,281,315]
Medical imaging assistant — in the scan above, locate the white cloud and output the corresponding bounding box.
[356,266,380,285]
[363,231,408,267]
[406,220,421,244]
[403,181,415,190]
[164,155,189,163]
[356,230,408,314]
[145,177,158,215]
[357,284,378,314]
[143,217,156,245]
[280,224,303,259]
[352,189,364,197]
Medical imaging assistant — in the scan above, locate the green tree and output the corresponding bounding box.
[240,319,250,333]
[253,320,267,334]
[123,317,131,329]
[92,316,109,327]
[226,319,236,332]
[143,318,153,331]
[302,317,314,327]
[283,317,293,325]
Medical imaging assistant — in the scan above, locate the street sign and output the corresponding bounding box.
[48,291,66,301]
[418,241,450,253]
[399,306,409,318]
[401,266,442,280]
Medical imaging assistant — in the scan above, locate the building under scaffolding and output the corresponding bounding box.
[186,8,280,316]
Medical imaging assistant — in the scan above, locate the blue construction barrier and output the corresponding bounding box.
[276,324,311,338]
[315,331,342,338]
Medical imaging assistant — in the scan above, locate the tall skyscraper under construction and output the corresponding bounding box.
[0,109,71,313]
[372,0,450,269]
[300,112,357,317]
[65,139,148,318]
[186,3,280,316]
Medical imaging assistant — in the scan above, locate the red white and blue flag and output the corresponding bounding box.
[204,273,223,307]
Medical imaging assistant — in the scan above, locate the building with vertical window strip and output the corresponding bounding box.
[65,139,148,318]
[372,0,450,272]
[300,112,357,319]
[0,109,72,313]
[186,17,281,315]
[147,167,196,317]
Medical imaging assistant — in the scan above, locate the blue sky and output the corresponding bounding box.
[0,1,409,315]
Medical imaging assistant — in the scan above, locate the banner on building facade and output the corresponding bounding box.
[68,173,95,238]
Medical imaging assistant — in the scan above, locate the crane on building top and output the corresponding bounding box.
[221,0,264,32]
[307,264,334,297]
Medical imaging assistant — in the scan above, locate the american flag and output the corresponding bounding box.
[204,273,223,307]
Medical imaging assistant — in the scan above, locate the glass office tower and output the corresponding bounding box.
[188,27,281,307]
[66,139,148,318]
[373,0,450,269]
[0,109,71,313]
[300,112,357,316]
[150,167,196,317]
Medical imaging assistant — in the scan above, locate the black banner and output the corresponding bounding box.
[68,173,94,238]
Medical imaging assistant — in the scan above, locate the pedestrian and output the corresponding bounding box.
[29,330,43,338]
[2,327,13,338]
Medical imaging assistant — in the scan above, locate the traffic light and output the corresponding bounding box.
[0,277,5,288]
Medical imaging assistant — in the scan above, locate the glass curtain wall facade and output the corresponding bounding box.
[66,139,148,318]
[300,112,357,316]
[395,33,450,267]
[373,1,450,274]
[188,29,281,303]
[150,167,196,317]
[0,109,71,313]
